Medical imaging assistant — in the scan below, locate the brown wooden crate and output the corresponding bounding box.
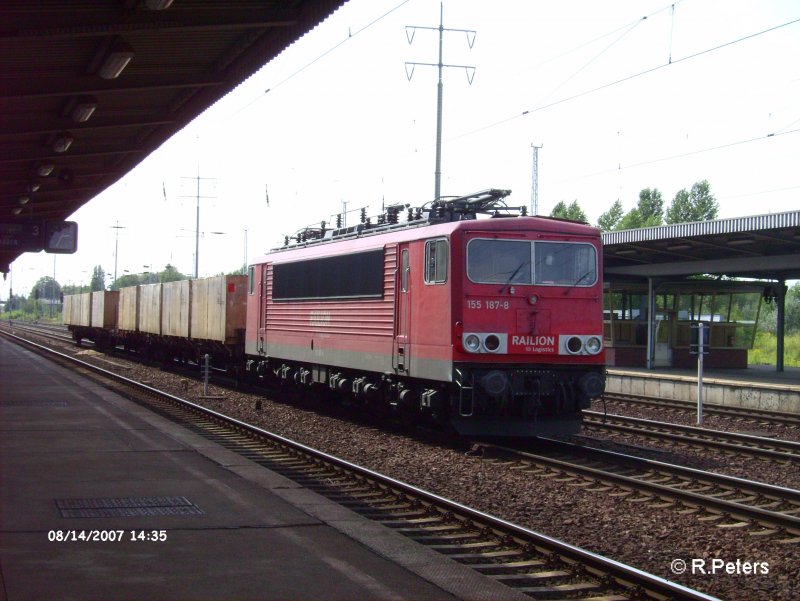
[190,275,247,343]
[118,286,140,332]
[139,283,162,335]
[161,280,191,338]
[90,291,119,329]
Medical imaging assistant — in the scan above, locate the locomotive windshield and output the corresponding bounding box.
[467,239,597,286]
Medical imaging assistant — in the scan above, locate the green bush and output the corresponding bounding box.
[749,331,800,367]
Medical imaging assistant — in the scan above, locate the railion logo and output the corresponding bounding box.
[512,335,555,346]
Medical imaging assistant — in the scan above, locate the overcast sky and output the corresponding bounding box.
[4,0,799,297]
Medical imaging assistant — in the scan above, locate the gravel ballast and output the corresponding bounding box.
[28,337,800,601]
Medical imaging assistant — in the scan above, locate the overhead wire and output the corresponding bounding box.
[537,17,645,105]
[446,15,800,144]
[233,0,413,115]
[554,127,800,183]
[512,0,683,79]
[535,1,684,105]
[717,184,800,202]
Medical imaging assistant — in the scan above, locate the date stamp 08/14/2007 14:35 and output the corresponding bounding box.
[47,530,168,543]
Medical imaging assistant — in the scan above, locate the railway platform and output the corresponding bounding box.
[0,336,527,601]
[606,365,800,413]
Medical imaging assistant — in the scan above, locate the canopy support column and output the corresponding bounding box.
[776,280,786,372]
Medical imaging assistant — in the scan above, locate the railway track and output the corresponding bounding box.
[0,329,715,601]
[5,320,75,345]
[475,438,800,541]
[583,411,800,462]
[13,320,800,462]
[601,391,800,429]
[9,321,800,531]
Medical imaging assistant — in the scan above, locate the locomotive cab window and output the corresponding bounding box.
[467,239,530,284]
[424,238,448,284]
[248,266,255,295]
[534,242,596,286]
[467,239,597,287]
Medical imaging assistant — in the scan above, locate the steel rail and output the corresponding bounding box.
[482,438,800,536]
[584,411,800,460]
[601,391,800,427]
[5,321,76,345]
[0,329,717,601]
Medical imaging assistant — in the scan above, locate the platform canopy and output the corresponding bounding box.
[0,0,348,274]
[603,210,800,281]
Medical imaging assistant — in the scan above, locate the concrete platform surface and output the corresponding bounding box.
[0,337,527,601]
[606,364,800,413]
[609,364,800,389]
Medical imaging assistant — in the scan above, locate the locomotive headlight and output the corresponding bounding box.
[464,334,481,353]
[484,334,501,352]
[566,336,583,354]
[585,336,602,355]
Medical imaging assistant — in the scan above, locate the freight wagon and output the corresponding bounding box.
[64,275,247,366]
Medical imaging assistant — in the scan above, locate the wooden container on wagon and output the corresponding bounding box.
[138,283,163,335]
[161,279,191,338]
[62,295,73,326]
[90,291,119,329]
[118,286,140,332]
[190,275,247,344]
[63,292,92,327]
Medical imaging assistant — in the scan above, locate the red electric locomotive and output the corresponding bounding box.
[245,189,605,437]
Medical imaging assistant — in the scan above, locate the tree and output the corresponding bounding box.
[636,188,664,226]
[90,265,106,291]
[616,208,645,231]
[108,264,188,290]
[597,200,624,232]
[666,180,719,224]
[31,276,61,301]
[159,264,186,283]
[62,283,90,295]
[550,200,588,223]
[759,282,800,335]
[109,273,141,291]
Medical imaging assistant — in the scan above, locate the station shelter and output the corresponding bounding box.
[601,210,800,371]
[603,279,767,369]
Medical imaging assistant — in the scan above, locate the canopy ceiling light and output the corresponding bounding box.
[18,196,30,206]
[37,163,55,177]
[28,182,40,193]
[98,41,134,79]
[52,132,74,153]
[144,0,174,8]
[11,207,23,215]
[71,96,98,123]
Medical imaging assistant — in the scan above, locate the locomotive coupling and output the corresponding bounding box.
[480,370,509,397]
[578,371,605,399]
